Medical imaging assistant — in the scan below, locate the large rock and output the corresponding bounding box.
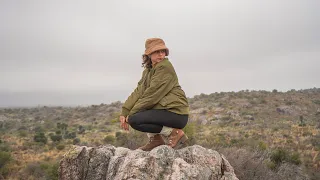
[59,145,239,180]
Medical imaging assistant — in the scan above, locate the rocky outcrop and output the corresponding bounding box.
[59,145,238,180]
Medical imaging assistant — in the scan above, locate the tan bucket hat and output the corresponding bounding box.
[144,38,169,56]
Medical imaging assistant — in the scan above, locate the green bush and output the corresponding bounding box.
[57,123,68,131]
[50,135,62,142]
[103,135,115,144]
[0,151,11,169]
[267,161,277,170]
[40,161,59,180]
[270,148,288,166]
[56,144,65,150]
[34,132,48,144]
[64,131,76,139]
[270,148,301,169]
[288,153,301,165]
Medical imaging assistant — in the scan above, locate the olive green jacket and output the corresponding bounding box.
[121,58,189,117]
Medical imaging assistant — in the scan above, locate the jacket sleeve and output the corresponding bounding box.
[121,69,146,117]
[129,65,176,115]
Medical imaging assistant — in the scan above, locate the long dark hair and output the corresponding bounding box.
[141,54,152,69]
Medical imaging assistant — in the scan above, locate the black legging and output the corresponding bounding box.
[128,109,188,133]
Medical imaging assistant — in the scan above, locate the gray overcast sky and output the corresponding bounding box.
[0,0,319,107]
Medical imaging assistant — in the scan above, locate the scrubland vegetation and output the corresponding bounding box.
[1,88,319,179]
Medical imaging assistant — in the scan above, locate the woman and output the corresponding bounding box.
[119,38,189,151]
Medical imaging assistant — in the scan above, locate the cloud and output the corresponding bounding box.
[0,0,319,106]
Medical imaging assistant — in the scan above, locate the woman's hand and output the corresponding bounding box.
[119,115,129,131]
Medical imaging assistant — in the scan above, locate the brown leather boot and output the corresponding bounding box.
[167,129,188,149]
[138,134,165,151]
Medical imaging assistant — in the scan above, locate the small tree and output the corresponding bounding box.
[50,135,62,142]
[34,132,48,144]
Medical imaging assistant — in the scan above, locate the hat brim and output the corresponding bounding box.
[145,45,169,56]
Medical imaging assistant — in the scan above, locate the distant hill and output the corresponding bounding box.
[0,87,319,179]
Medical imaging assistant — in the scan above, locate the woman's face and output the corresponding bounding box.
[149,49,166,64]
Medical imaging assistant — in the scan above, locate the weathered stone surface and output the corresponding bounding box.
[59,145,239,180]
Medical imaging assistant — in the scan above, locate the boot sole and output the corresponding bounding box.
[173,134,188,150]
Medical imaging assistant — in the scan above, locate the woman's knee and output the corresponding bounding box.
[127,114,137,125]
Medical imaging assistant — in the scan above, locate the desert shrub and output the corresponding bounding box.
[230,138,241,145]
[270,148,288,166]
[218,147,271,179]
[310,134,320,150]
[34,132,48,144]
[0,142,10,152]
[183,122,196,138]
[22,141,40,151]
[57,122,68,131]
[22,162,46,179]
[103,135,115,144]
[0,151,11,169]
[38,161,59,180]
[312,100,320,105]
[43,120,55,130]
[270,148,301,168]
[20,161,58,180]
[288,152,301,165]
[258,141,267,151]
[34,126,45,133]
[183,122,198,146]
[64,131,76,139]
[73,138,81,145]
[260,99,267,104]
[218,147,306,180]
[50,135,62,142]
[0,120,17,130]
[78,125,85,134]
[56,144,65,150]
[18,130,28,137]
